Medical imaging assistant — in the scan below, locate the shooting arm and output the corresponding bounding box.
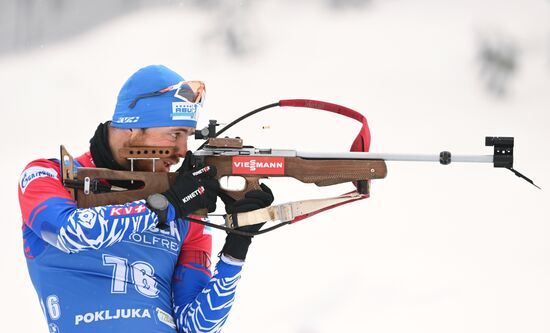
[172,222,243,332]
[18,159,165,254]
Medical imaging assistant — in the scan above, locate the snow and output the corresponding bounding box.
[1,0,549,332]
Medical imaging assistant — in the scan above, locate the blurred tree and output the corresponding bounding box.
[326,0,371,9]
[0,0,261,58]
[0,0,152,55]
[201,0,259,57]
[477,31,520,97]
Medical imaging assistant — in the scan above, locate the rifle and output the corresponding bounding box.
[62,99,539,235]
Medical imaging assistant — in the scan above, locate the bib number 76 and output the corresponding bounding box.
[102,254,159,298]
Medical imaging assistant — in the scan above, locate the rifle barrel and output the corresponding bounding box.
[297,152,494,164]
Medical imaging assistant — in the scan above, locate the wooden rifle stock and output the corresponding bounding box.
[203,156,387,200]
[70,152,387,208]
[75,168,177,208]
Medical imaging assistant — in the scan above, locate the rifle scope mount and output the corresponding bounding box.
[195,119,220,140]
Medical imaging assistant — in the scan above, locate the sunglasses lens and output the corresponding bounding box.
[175,81,205,104]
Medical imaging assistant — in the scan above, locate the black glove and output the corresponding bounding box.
[178,150,195,173]
[220,183,274,261]
[162,152,219,219]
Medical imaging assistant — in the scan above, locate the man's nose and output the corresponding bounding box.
[173,136,189,158]
[174,145,188,158]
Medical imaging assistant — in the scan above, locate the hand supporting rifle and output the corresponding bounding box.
[219,183,274,261]
[147,151,220,226]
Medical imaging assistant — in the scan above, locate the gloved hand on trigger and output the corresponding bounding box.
[162,151,220,219]
[220,183,274,261]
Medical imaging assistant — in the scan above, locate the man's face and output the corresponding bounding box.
[127,126,194,172]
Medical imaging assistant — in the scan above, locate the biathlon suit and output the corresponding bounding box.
[19,151,243,333]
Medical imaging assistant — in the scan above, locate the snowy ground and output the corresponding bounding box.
[1,0,549,332]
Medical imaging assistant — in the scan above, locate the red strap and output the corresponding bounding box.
[290,192,369,224]
[277,99,372,223]
[279,99,371,153]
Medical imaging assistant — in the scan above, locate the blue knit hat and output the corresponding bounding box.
[111,65,200,129]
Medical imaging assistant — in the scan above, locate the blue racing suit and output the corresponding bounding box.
[18,151,242,333]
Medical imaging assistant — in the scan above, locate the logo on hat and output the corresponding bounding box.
[116,116,140,124]
[172,102,199,121]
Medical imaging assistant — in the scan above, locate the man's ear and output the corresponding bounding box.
[109,127,135,147]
